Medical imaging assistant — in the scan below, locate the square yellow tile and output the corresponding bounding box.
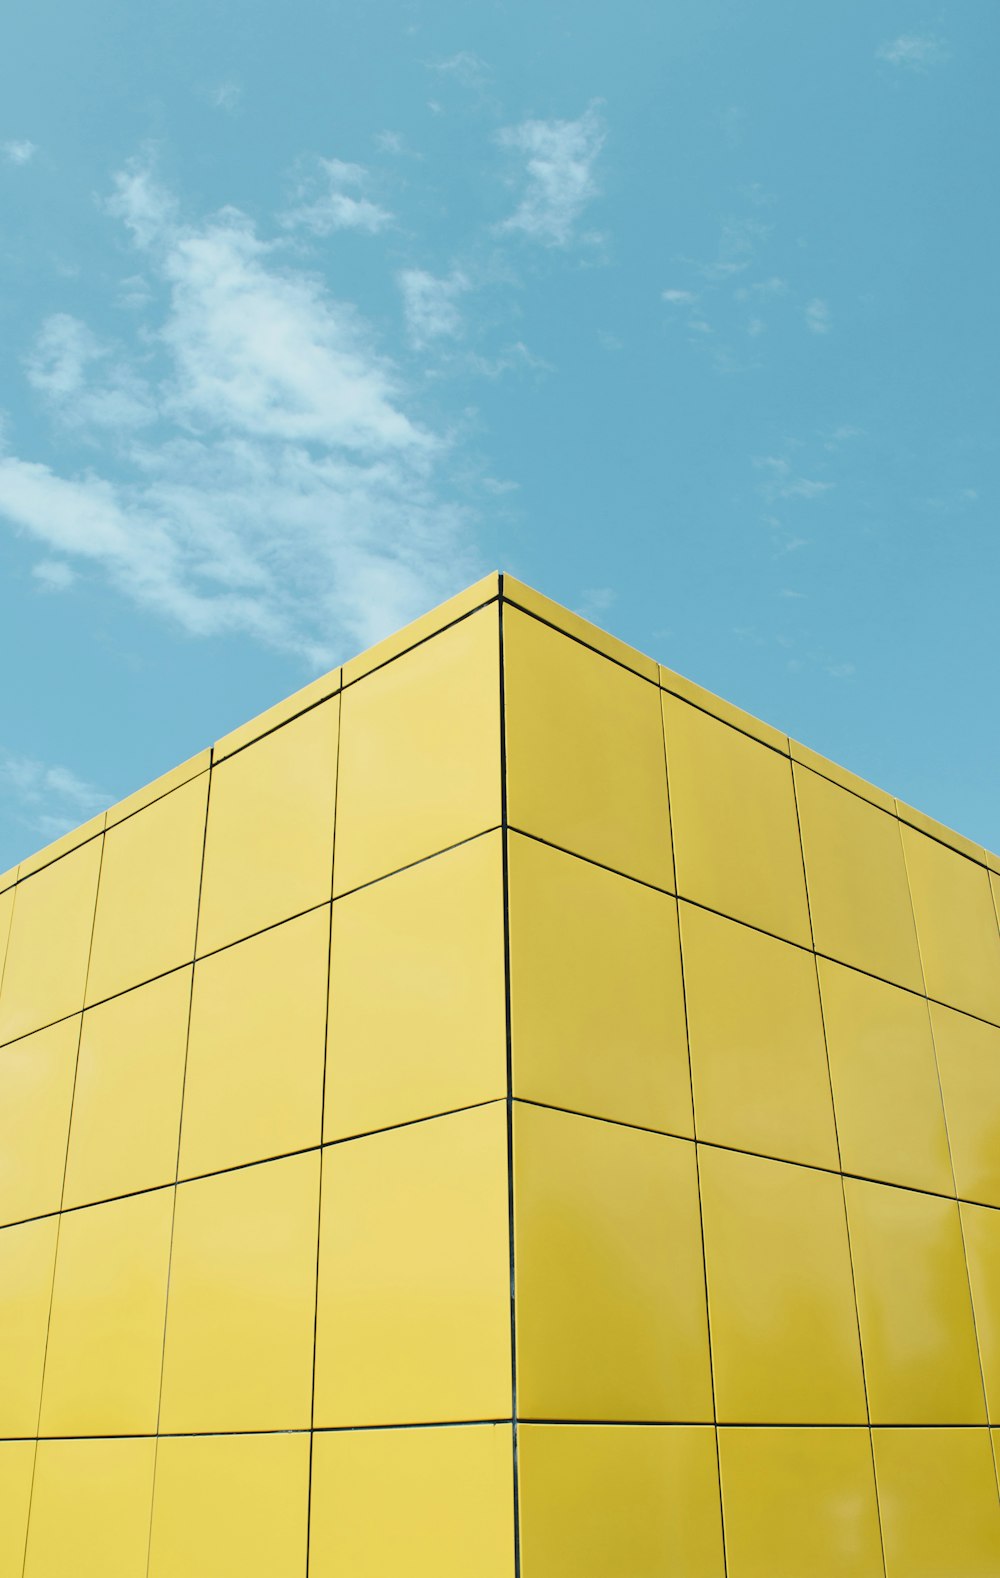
[664,695,811,945]
[518,1425,724,1578]
[504,606,672,888]
[310,1425,514,1578]
[514,1105,712,1421]
[334,607,501,895]
[0,1216,58,1436]
[718,1428,884,1578]
[699,1146,867,1423]
[314,1103,510,1426]
[0,838,102,1044]
[198,696,339,955]
[681,905,838,1168]
[961,1202,1000,1422]
[0,1441,34,1578]
[845,1177,985,1423]
[24,1438,155,1578]
[63,969,190,1209]
[159,1152,319,1432]
[86,773,207,1004]
[873,1428,1000,1578]
[0,1017,80,1226]
[327,833,506,1140]
[39,1188,173,1436]
[180,907,327,1178]
[931,1003,1000,1207]
[0,887,14,992]
[148,1433,309,1578]
[509,834,692,1135]
[794,764,923,989]
[819,960,954,1195]
[902,824,1000,1023]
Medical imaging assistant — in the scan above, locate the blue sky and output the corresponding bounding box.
[1,0,997,868]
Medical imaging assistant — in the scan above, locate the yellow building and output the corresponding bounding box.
[1,572,999,1576]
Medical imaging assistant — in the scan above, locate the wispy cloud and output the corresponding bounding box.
[876,34,950,71]
[2,139,37,166]
[496,102,605,247]
[0,160,476,664]
[428,51,489,89]
[208,81,242,112]
[0,749,107,843]
[754,455,835,503]
[662,288,698,305]
[398,268,469,349]
[804,297,831,334]
[280,157,391,236]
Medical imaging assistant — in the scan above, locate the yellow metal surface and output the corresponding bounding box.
[148,1433,309,1578]
[681,903,838,1168]
[518,1424,724,1577]
[718,1427,884,1577]
[819,959,954,1194]
[0,837,101,1044]
[23,1438,155,1578]
[845,1177,986,1424]
[504,604,672,888]
[514,1103,712,1421]
[873,1428,1000,1576]
[40,1189,173,1436]
[181,908,327,1177]
[159,1152,319,1432]
[509,832,692,1134]
[63,969,190,1209]
[86,773,207,1005]
[3,576,999,1573]
[310,1424,514,1578]
[334,606,501,895]
[664,693,811,944]
[198,697,339,955]
[795,762,923,989]
[327,833,506,1139]
[699,1145,867,1422]
[314,1103,511,1426]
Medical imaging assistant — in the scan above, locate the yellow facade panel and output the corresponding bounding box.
[105,748,211,827]
[504,605,672,888]
[845,1176,985,1424]
[334,607,501,895]
[509,833,692,1134]
[86,772,207,1005]
[664,694,811,945]
[63,968,190,1209]
[23,1437,156,1578]
[314,1103,511,1427]
[681,903,838,1168]
[901,822,1000,1023]
[327,833,506,1140]
[795,762,923,989]
[872,1427,1000,1577]
[213,670,340,762]
[0,1441,34,1578]
[513,1103,712,1422]
[340,571,500,687]
[930,1002,1000,1207]
[159,1152,319,1433]
[310,1423,514,1578]
[148,1432,310,1578]
[0,1016,80,1226]
[180,906,327,1177]
[699,1145,867,1423]
[961,1201,1000,1422]
[503,573,659,682]
[198,696,339,955]
[518,1424,725,1578]
[819,959,954,1195]
[718,1427,884,1578]
[0,837,101,1044]
[0,1215,58,1436]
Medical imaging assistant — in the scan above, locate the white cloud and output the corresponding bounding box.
[754,456,834,502]
[209,81,242,112]
[398,269,469,349]
[876,34,949,71]
[662,289,698,305]
[805,297,831,334]
[0,160,476,664]
[280,157,391,235]
[0,749,106,843]
[496,103,605,247]
[428,52,488,88]
[3,140,37,166]
[32,559,76,591]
